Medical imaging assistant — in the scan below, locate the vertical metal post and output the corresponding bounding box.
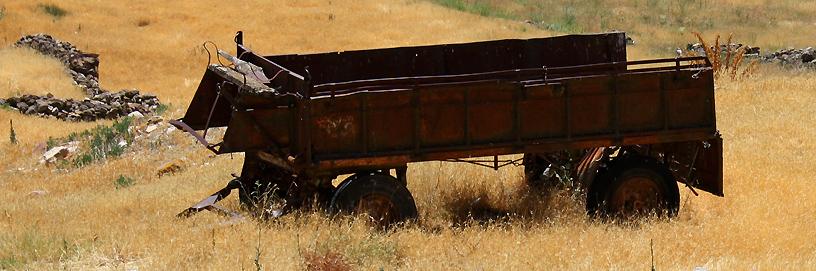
[396,166,408,186]
[413,84,421,152]
[564,84,571,140]
[610,70,620,141]
[302,69,313,166]
[513,83,522,147]
[464,88,470,146]
[235,31,244,57]
[493,155,499,170]
[361,92,369,154]
[661,76,669,131]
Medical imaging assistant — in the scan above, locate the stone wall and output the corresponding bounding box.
[0,34,161,121]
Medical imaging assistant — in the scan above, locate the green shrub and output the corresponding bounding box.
[44,117,135,168]
[155,103,170,115]
[114,175,135,189]
[38,3,68,19]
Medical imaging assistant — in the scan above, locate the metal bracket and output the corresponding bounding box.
[445,156,523,170]
[169,119,221,153]
[177,178,243,218]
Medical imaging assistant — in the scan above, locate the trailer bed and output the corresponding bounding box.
[178,32,715,176]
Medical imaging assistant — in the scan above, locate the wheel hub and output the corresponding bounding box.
[355,193,397,225]
[609,176,663,217]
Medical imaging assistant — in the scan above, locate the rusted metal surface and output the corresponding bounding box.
[267,32,626,86]
[175,31,722,212]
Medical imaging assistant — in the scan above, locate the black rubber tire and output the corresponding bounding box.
[586,156,680,218]
[330,173,418,227]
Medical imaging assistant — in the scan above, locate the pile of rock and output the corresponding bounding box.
[0,34,161,121]
[685,43,761,57]
[14,34,103,95]
[760,47,816,68]
[2,90,158,121]
[683,42,816,69]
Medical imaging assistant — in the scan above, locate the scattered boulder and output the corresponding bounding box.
[761,47,816,68]
[40,142,78,164]
[4,92,159,121]
[29,190,48,197]
[127,111,145,119]
[145,124,158,134]
[685,42,761,57]
[683,41,816,69]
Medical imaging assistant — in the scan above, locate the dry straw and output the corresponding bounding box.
[692,32,759,80]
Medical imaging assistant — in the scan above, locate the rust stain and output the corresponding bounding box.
[315,115,356,138]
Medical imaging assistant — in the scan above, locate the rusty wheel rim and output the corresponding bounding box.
[609,176,663,218]
[355,193,396,226]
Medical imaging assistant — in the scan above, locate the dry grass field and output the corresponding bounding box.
[1,0,815,270]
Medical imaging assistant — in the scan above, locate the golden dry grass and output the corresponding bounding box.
[0,47,85,99]
[0,0,545,109]
[437,0,816,56]
[1,0,816,270]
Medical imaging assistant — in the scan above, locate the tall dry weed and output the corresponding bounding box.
[692,32,759,80]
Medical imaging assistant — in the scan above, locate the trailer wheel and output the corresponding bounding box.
[330,173,418,227]
[586,157,679,219]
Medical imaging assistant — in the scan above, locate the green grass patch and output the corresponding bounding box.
[427,0,799,55]
[0,6,7,21]
[0,231,87,268]
[38,3,68,19]
[431,0,511,18]
[0,256,20,269]
[543,6,581,33]
[155,103,170,115]
[46,116,135,168]
[114,175,135,189]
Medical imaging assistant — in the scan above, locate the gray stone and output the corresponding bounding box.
[35,100,50,113]
[802,51,815,63]
[16,102,28,112]
[29,190,48,197]
[128,111,145,118]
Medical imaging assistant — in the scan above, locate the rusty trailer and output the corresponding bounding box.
[173,31,722,225]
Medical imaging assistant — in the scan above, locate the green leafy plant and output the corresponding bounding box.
[46,117,135,168]
[155,103,170,115]
[114,175,135,189]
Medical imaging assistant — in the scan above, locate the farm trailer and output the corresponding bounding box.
[172,31,722,225]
